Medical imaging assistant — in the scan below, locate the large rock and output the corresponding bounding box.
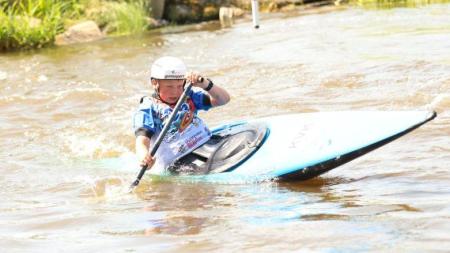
[55,21,104,46]
[219,7,234,27]
[165,4,203,23]
[219,6,245,27]
[203,5,219,20]
[160,0,312,24]
[163,0,224,23]
[161,0,254,24]
[230,0,252,9]
[147,17,168,28]
[151,0,166,20]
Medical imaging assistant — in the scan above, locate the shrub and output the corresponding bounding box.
[0,0,65,51]
[88,0,148,35]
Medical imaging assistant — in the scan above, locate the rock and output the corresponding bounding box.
[85,6,110,29]
[203,5,219,20]
[166,4,190,22]
[219,7,234,27]
[334,0,346,5]
[162,0,248,24]
[151,0,166,20]
[232,7,245,17]
[146,17,168,28]
[219,6,246,27]
[280,3,296,11]
[266,2,279,12]
[231,0,252,9]
[55,21,104,46]
[165,4,202,23]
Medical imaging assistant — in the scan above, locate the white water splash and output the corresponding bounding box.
[0,70,7,80]
[427,93,450,113]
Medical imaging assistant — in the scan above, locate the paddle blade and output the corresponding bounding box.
[129,164,148,192]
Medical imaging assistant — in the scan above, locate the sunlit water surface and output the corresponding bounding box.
[1,4,449,252]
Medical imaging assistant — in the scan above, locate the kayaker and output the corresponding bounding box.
[133,56,230,174]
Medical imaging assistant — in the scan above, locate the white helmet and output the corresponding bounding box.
[150,56,187,80]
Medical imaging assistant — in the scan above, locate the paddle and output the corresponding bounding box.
[129,79,199,191]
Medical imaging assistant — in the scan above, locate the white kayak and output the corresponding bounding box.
[165,110,436,182]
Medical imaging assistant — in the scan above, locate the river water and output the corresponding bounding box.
[1,4,449,252]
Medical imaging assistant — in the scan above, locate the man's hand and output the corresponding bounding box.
[186,72,207,89]
[139,153,155,169]
[136,135,155,169]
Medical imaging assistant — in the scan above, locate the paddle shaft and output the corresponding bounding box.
[130,80,196,189]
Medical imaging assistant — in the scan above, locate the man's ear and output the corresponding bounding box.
[151,78,158,87]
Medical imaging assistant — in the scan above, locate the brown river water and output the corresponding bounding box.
[1,4,450,252]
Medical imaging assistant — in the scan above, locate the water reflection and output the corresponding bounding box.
[114,172,433,236]
[138,181,219,236]
[130,177,353,235]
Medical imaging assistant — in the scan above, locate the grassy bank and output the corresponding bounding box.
[1,0,450,51]
[0,0,66,50]
[0,0,149,51]
[79,0,149,35]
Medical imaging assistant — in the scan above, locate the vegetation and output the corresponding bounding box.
[0,0,65,50]
[2,0,450,51]
[0,0,149,51]
[88,0,148,35]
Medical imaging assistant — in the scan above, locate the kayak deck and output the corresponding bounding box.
[158,111,437,182]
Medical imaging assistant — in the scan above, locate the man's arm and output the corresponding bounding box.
[135,135,155,168]
[186,72,231,107]
[202,79,230,107]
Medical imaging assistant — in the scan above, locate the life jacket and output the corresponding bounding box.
[142,95,212,174]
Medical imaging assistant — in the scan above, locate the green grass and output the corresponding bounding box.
[0,0,150,51]
[0,0,73,51]
[93,0,148,35]
[4,0,450,51]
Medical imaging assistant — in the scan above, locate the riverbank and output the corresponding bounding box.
[1,0,449,52]
[0,0,152,51]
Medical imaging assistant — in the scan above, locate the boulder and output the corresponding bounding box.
[165,4,202,23]
[280,3,297,11]
[231,0,252,9]
[55,21,104,46]
[203,5,219,20]
[219,7,234,27]
[219,6,245,27]
[151,0,166,20]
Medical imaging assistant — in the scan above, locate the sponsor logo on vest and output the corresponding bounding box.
[186,131,204,149]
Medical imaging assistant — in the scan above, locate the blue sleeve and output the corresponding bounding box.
[190,90,212,111]
[133,108,156,137]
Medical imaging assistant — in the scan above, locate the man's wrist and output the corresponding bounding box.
[203,78,214,91]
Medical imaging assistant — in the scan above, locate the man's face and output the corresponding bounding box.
[153,79,185,104]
